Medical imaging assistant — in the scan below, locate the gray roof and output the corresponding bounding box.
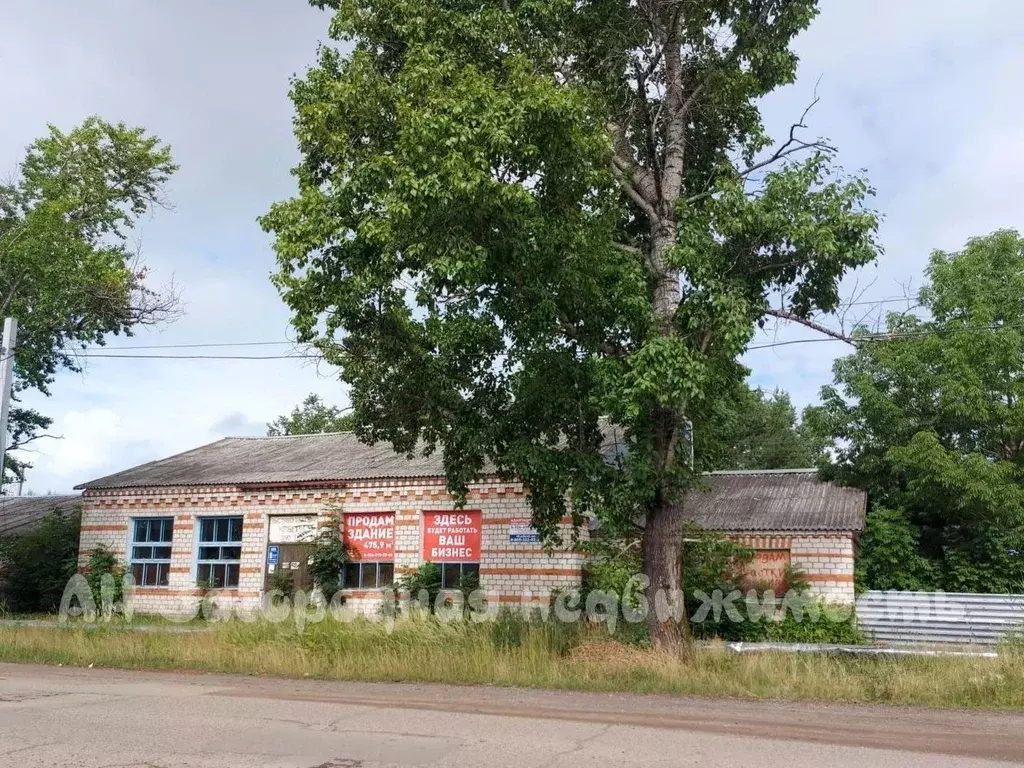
[75,437,865,533]
[76,433,452,490]
[684,469,866,532]
[0,494,81,536]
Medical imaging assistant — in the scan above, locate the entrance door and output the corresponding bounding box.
[265,515,318,593]
[273,542,315,592]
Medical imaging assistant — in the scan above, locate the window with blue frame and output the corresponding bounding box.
[197,516,243,588]
[130,517,174,587]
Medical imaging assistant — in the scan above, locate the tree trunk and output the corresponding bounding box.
[642,214,691,651]
[642,489,691,650]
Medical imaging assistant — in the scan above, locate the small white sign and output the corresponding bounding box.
[269,515,317,544]
[509,517,541,544]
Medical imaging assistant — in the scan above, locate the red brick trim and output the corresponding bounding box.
[804,574,854,583]
[480,567,582,577]
[793,551,854,559]
[484,548,584,556]
[128,588,260,597]
[484,516,574,526]
[79,524,126,532]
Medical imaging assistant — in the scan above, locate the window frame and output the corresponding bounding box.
[342,561,395,590]
[440,562,479,590]
[195,516,244,589]
[129,517,174,588]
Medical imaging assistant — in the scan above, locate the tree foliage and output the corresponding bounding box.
[267,393,355,436]
[263,0,879,646]
[0,506,81,613]
[0,117,179,482]
[702,383,820,470]
[807,230,1024,593]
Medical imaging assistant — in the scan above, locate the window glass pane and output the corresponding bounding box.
[226,564,240,588]
[143,564,157,586]
[134,519,148,543]
[160,519,173,542]
[343,563,360,590]
[132,546,151,561]
[221,546,241,561]
[197,564,211,585]
[198,546,220,561]
[212,564,226,588]
[229,517,243,543]
[132,563,144,584]
[152,546,172,560]
[463,563,480,579]
[156,563,169,587]
[441,563,459,589]
[215,518,229,542]
[379,563,394,587]
[200,519,214,542]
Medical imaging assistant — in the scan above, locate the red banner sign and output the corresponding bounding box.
[422,511,482,562]
[344,513,395,561]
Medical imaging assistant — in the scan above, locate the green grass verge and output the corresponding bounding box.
[0,616,1021,710]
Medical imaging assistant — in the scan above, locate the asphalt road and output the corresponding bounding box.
[1,663,1023,767]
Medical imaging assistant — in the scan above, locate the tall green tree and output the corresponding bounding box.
[263,0,879,647]
[0,117,179,483]
[268,394,354,436]
[703,384,819,471]
[806,230,1024,593]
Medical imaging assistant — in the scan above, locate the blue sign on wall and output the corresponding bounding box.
[267,545,280,565]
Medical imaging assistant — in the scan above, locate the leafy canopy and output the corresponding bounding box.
[808,230,1024,592]
[267,394,355,436]
[0,117,178,482]
[702,383,820,471]
[262,1,878,545]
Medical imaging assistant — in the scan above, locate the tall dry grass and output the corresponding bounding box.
[0,617,1021,710]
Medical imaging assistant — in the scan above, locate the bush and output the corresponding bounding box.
[266,569,296,599]
[760,601,865,644]
[682,524,756,641]
[388,563,481,617]
[308,520,349,599]
[85,545,125,611]
[0,508,81,613]
[395,562,442,610]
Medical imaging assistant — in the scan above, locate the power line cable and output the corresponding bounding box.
[99,340,295,351]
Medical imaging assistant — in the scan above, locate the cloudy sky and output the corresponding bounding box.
[1,1,1021,493]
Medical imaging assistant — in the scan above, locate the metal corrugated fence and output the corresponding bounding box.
[857,591,1024,646]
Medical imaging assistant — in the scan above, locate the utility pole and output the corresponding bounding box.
[0,318,19,495]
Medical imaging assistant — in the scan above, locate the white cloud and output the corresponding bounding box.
[33,409,121,485]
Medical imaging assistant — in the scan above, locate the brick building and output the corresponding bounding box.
[684,469,866,603]
[75,433,583,616]
[75,436,864,616]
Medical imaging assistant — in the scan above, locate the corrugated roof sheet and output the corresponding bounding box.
[76,433,451,490]
[684,469,866,532]
[0,495,81,536]
[75,436,864,532]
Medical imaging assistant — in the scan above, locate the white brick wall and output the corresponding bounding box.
[79,479,586,617]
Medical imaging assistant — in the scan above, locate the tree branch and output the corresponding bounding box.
[763,307,855,345]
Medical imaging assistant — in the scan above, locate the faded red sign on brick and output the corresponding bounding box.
[746,549,791,593]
